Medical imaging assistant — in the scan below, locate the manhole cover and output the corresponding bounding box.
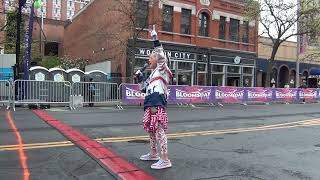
[127,139,149,143]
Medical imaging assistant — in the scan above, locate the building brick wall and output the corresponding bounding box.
[63,0,258,77]
[31,17,66,57]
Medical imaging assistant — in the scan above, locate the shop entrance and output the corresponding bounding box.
[227,77,240,87]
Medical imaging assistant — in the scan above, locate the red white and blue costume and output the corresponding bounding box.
[136,32,173,169]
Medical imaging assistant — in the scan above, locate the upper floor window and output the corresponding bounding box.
[219,16,226,39]
[136,0,149,28]
[162,5,173,32]
[199,12,209,37]
[242,21,249,43]
[229,18,240,42]
[181,8,191,34]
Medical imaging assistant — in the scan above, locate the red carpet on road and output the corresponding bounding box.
[32,110,155,180]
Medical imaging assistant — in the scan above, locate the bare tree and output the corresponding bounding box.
[245,0,320,87]
[91,0,165,82]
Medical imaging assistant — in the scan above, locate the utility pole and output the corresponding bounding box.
[15,0,27,78]
[15,1,23,78]
[296,0,301,88]
[39,4,44,58]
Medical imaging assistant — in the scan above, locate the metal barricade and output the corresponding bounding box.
[0,80,12,109]
[71,82,119,107]
[14,80,71,108]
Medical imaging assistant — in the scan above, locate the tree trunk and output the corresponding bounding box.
[266,42,280,87]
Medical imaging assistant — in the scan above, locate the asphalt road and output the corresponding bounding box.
[1,103,320,180]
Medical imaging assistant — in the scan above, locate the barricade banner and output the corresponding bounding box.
[215,87,245,103]
[244,87,273,103]
[169,85,213,104]
[121,84,146,104]
[298,88,318,102]
[120,84,317,105]
[273,88,299,102]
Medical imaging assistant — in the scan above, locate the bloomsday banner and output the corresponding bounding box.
[244,87,273,102]
[121,84,319,105]
[121,84,213,104]
[215,86,245,103]
[170,85,213,104]
[298,88,318,102]
[273,88,299,102]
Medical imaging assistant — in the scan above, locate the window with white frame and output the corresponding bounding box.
[37,0,47,18]
[229,18,240,42]
[242,66,254,87]
[67,0,75,19]
[162,5,174,32]
[242,21,249,43]
[219,16,226,40]
[181,8,191,34]
[135,0,149,28]
[211,64,225,86]
[53,0,61,20]
[197,63,207,86]
[199,12,209,37]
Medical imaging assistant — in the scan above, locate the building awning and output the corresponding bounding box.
[309,69,320,78]
[310,68,320,75]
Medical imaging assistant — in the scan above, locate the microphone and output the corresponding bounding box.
[134,63,149,83]
[135,63,149,75]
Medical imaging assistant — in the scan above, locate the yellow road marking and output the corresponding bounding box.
[1,118,320,151]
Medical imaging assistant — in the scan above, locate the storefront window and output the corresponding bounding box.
[197,63,207,72]
[178,72,192,85]
[169,61,175,70]
[227,66,240,73]
[197,63,207,86]
[243,76,253,87]
[243,67,253,74]
[212,74,224,86]
[178,61,193,70]
[227,66,240,87]
[212,64,224,72]
[174,61,194,85]
[197,73,206,86]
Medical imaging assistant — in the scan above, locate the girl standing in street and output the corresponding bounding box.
[134,27,173,169]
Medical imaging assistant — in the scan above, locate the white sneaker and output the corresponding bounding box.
[151,159,172,169]
[140,153,160,161]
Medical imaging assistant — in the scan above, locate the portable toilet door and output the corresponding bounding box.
[29,66,49,81]
[67,68,85,97]
[28,66,50,102]
[66,68,85,83]
[48,68,70,103]
[85,70,110,102]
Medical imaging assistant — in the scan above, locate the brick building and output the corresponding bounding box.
[64,0,258,86]
[5,0,91,21]
[2,0,91,56]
